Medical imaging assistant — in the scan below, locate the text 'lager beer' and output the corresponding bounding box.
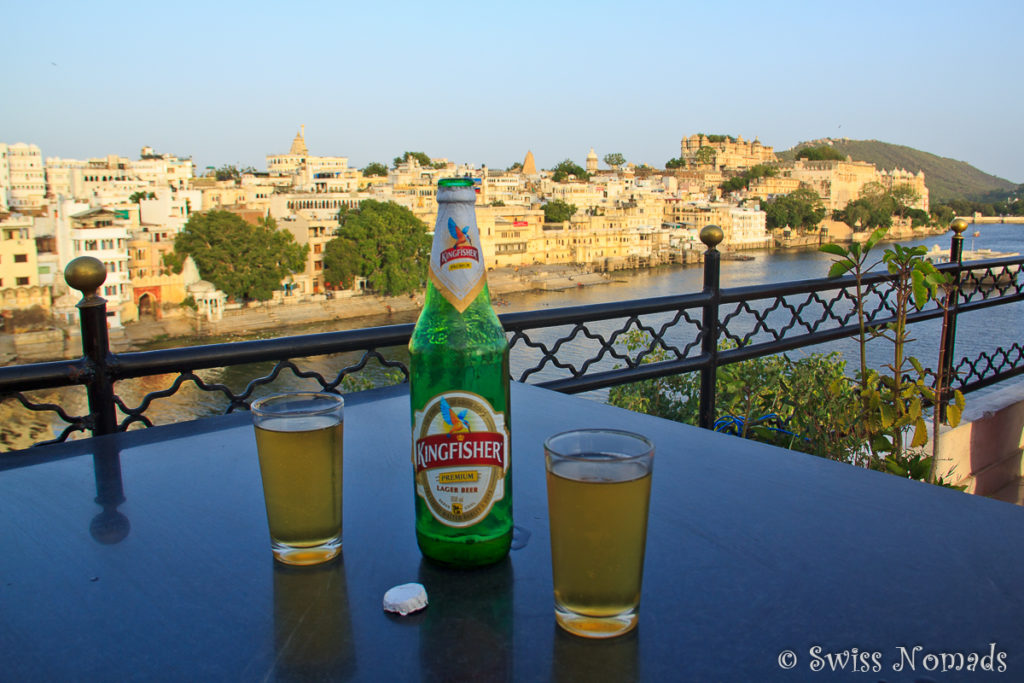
[409,178,512,567]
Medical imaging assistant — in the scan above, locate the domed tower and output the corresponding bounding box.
[586,148,598,174]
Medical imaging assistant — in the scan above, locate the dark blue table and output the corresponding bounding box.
[2,382,1023,681]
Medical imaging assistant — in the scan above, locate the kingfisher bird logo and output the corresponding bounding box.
[440,396,469,436]
[439,218,480,267]
[448,218,472,249]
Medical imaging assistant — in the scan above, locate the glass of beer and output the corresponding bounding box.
[544,429,654,638]
[252,392,344,566]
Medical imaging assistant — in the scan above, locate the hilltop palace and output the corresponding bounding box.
[0,131,929,327]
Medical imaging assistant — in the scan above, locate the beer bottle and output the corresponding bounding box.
[409,177,512,567]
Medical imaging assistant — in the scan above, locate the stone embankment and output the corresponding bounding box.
[1,265,612,363]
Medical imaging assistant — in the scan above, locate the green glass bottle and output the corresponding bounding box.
[409,178,512,567]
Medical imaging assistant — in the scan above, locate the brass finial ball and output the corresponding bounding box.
[700,225,724,248]
[950,218,969,235]
[65,256,107,296]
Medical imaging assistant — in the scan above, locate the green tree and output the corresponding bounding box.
[129,191,156,204]
[323,200,430,296]
[550,159,590,182]
[836,183,896,230]
[720,164,778,194]
[393,151,432,167]
[695,146,717,166]
[762,187,826,231]
[603,152,626,169]
[796,145,846,162]
[890,183,921,219]
[543,200,577,223]
[665,157,686,169]
[214,165,241,181]
[507,162,523,172]
[362,162,389,177]
[167,211,308,302]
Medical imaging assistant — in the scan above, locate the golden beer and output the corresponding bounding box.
[545,430,654,638]
[253,393,344,565]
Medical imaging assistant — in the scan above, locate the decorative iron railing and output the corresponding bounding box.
[0,220,1021,449]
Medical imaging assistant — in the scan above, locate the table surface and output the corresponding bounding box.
[2,382,1024,681]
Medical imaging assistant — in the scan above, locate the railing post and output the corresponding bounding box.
[939,218,967,419]
[65,257,117,436]
[699,225,723,430]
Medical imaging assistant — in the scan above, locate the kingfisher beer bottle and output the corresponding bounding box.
[409,177,512,567]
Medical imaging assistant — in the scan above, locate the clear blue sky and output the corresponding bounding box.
[3,0,1022,183]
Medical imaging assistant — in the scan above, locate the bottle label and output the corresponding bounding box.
[430,195,486,312]
[412,391,509,528]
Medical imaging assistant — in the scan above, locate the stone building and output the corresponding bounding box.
[879,168,929,212]
[679,134,777,171]
[781,159,930,213]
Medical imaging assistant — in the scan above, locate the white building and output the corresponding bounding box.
[0,143,47,213]
[46,148,194,202]
[62,207,133,327]
[138,189,202,237]
[728,206,770,248]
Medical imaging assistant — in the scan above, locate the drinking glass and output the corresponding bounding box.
[544,429,654,638]
[252,392,344,565]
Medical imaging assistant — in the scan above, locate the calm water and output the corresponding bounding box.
[4,224,1021,450]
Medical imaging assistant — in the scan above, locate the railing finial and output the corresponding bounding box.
[950,218,969,235]
[700,225,724,249]
[65,256,107,303]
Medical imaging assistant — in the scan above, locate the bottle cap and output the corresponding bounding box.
[383,582,428,615]
[438,177,474,187]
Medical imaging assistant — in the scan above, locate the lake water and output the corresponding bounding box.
[3,224,1021,450]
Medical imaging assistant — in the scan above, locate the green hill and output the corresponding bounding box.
[778,138,1019,204]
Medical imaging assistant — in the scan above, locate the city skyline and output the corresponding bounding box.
[3,0,1023,183]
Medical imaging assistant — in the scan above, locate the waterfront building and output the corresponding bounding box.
[64,207,133,326]
[476,206,546,268]
[783,159,883,212]
[662,200,770,249]
[0,143,47,214]
[128,234,188,319]
[879,168,929,212]
[274,213,338,295]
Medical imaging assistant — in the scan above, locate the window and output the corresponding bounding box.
[85,240,98,250]
[14,254,27,263]
[16,277,29,286]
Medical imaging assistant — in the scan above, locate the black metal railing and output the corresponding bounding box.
[1,219,1021,449]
